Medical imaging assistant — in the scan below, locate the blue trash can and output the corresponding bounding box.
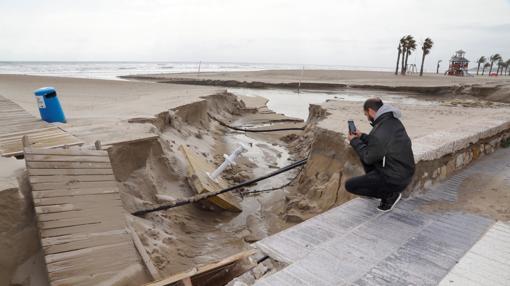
[34,87,66,123]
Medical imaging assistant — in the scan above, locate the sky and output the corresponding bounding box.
[0,0,509,71]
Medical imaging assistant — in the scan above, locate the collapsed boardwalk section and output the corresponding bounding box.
[24,146,147,286]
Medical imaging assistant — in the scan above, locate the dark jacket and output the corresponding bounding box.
[350,105,415,186]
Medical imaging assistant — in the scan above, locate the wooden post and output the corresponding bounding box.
[125,216,162,280]
[297,65,304,94]
[22,135,31,148]
[181,277,193,286]
[94,140,102,150]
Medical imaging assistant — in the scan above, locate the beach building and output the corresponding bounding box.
[447,50,470,76]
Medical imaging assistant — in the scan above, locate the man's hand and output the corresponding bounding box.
[348,130,362,141]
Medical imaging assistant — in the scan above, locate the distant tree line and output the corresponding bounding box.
[476,54,510,76]
[395,35,433,76]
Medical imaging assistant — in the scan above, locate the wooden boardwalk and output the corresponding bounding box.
[24,145,146,286]
[0,95,83,157]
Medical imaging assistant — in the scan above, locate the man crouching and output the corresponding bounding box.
[346,98,415,212]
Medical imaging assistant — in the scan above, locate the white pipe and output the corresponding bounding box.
[208,144,248,181]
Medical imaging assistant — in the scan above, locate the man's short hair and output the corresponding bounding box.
[363,98,383,111]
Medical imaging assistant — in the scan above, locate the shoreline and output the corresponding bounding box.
[121,69,510,102]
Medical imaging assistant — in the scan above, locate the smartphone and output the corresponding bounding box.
[348,120,357,135]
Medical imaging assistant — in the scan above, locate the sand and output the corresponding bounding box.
[110,92,304,277]
[127,69,509,86]
[0,75,225,285]
[421,172,510,221]
[316,99,510,140]
[0,74,306,284]
[1,72,509,285]
[124,69,510,102]
[0,74,223,146]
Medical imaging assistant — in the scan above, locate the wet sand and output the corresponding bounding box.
[124,70,510,102]
[126,69,510,87]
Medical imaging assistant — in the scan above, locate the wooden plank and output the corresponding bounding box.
[2,141,84,157]
[51,266,140,286]
[0,126,57,138]
[46,250,140,285]
[29,174,116,183]
[26,161,111,169]
[0,123,53,133]
[26,154,111,163]
[49,255,141,283]
[144,249,256,286]
[2,136,83,155]
[28,168,113,176]
[43,232,132,255]
[126,217,162,280]
[100,135,159,148]
[180,145,241,212]
[182,277,193,286]
[0,109,28,114]
[39,216,108,231]
[40,220,127,238]
[40,229,127,246]
[38,214,125,232]
[33,193,121,206]
[45,241,136,265]
[35,203,124,218]
[16,135,83,147]
[0,116,40,123]
[35,201,125,214]
[0,131,67,144]
[38,208,126,222]
[0,118,34,124]
[31,181,118,191]
[26,148,108,157]
[32,188,118,199]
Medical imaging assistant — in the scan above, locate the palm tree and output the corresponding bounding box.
[395,37,406,75]
[506,59,510,75]
[400,35,410,75]
[436,60,442,74]
[402,35,416,75]
[476,56,486,75]
[482,62,490,75]
[419,38,433,76]
[489,54,502,75]
[498,59,505,75]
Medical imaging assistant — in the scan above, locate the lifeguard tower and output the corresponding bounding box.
[446,50,470,76]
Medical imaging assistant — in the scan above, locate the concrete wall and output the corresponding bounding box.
[409,128,510,194]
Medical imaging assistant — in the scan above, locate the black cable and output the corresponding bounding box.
[132,158,308,216]
[208,113,305,132]
[240,165,304,196]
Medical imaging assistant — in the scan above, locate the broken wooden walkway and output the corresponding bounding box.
[0,95,83,157]
[24,144,146,286]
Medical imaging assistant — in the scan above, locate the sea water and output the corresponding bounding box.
[0,61,392,80]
